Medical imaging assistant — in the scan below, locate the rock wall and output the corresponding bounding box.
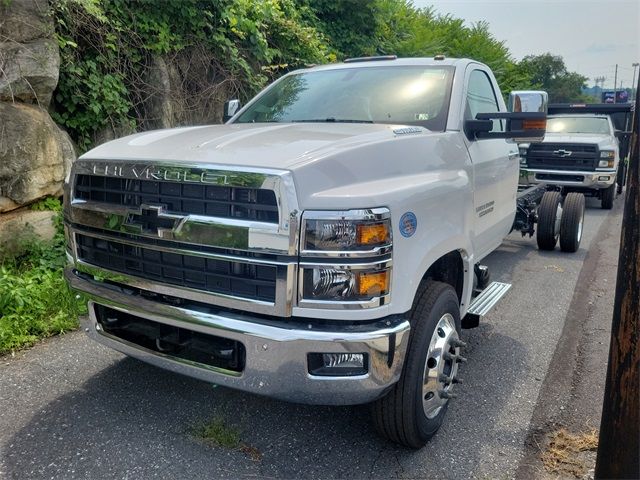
[0,0,75,255]
[141,49,230,131]
[0,1,231,256]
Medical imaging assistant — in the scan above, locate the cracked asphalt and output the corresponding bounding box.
[0,197,622,479]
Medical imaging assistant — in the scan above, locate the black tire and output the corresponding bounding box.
[559,192,585,253]
[371,281,461,448]
[601,183,615,209]
[536,191,562,250]
[616,165,625,195]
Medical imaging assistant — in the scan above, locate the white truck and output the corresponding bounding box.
[63,57,584,448]
[520,103,634,209]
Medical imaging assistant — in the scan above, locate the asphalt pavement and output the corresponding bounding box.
[0,197,622,480]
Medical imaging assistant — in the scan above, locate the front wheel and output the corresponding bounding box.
[601,183,615,209]
[371,281,463,448]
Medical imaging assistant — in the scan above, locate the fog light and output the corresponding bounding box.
[308,353,368,376]
[598,176,610,181]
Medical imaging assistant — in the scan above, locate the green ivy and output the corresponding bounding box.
[1,198,86,354]
[50,0,331,152]
[30,197,63,212]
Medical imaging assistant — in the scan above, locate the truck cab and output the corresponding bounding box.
[63,57,544,448]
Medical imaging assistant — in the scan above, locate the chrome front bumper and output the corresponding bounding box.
[66,268,411,405]
[524,169,617,188]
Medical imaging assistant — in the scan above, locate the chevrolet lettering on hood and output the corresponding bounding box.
[91,164,234,185]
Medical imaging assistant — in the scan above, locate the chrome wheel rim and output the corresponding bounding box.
[554,204,563,240]
[422,313,460,419]
[577,211,584,242]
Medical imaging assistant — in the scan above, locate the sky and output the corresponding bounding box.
[413,0,640,89]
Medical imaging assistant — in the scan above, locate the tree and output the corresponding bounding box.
[304,0,380,59]
[373,2,533,93]
[519,53,589,103]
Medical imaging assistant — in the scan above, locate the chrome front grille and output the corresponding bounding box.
[526,143,599,171]
[76,234,277,302]
[74,174,279,223]
[66,160,299,316]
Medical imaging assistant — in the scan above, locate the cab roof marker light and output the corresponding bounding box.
[344,55,397,63]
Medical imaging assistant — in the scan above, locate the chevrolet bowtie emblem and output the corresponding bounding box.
[553,149,572,158]
[123,205,186,238]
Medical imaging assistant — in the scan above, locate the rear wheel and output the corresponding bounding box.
[371,281,463,448]
[601,183,615,209]
[559,192,585,253]
[536,191,562,250]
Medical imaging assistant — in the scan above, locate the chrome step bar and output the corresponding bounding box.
[462,281,512,328]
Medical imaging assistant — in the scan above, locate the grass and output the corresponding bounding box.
[541,428,599,477]
[191,416,262,461]
[0,198,86,355]
[192,417,242,449]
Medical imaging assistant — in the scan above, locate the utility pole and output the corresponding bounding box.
[595,76,606,101]
[613,64,618,103]
[594,71,640,479]
[632,63,639,101]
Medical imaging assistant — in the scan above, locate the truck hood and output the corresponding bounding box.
[80,122,466,210]
[541,133,616,149]
[82,122,421,169]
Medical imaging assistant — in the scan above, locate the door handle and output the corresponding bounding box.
[508,151,519,160]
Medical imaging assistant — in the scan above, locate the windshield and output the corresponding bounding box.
[234,66,455,131]
[547,117,611,135]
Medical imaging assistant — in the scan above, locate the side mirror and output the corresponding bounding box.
[465,112,547,143]
[223,99,241,122]
[465,90,549,143]
[508,90,548,113]
[615,130,632,139]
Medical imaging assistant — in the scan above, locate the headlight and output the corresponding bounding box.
[303,209,391,253]
[301,264,390,301]
[299,209,392,306]
[598,151,615,168]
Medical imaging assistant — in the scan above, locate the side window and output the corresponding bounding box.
[465,69,504,132]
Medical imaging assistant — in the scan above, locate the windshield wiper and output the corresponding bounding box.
[291,118,374,124]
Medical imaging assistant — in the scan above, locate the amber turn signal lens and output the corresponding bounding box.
[356,223,389,246]
[523,119,546,130]
[357,271,390,296]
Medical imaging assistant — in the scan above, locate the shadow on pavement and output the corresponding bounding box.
[4,327,528,479]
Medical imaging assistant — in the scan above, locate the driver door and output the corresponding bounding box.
[463,67,519,259]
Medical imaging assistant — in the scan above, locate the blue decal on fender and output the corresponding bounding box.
[399,212,417,238]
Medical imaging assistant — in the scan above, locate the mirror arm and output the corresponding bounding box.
[476,130,546,140]
[476,112,546,121]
